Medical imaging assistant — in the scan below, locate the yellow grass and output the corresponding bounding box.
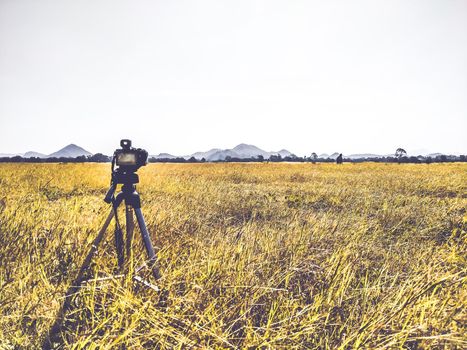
[0,163,466,349]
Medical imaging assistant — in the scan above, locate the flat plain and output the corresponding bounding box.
[0,163,466,349]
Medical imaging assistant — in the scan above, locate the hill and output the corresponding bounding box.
[151,153,177,159]
[188,148,221,160]
[47,144,92,158]
[24,151,47,158]
[207,149,241,161]
[345,153,384,159]
[190,144,294,161]
[231,144,271,158]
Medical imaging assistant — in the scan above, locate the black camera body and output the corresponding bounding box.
[114,139,148,172]
[104,139,149,203]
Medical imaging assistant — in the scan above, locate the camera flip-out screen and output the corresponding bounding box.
[116,152,137,166]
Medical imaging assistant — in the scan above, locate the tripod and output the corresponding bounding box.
[43,177,160,348]
[109,181,160,281]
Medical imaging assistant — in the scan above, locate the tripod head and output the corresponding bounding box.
[104,139,148,203]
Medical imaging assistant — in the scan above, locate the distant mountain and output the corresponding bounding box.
[317,152,342,159]
[47,144,92,158]
[0,153,21,157]
[189,148,221,160]
[151,153,177,159]
[231,143,271,158]
[345,153,384,159]
[198,144,294,161]
[24,151,46,158]
[207,149,241,161]
[0,145,91,159]
[276,149,293,158]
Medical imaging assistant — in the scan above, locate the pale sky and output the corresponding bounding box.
[1,0,466,156]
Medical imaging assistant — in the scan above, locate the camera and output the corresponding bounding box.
[114,139,148,172]
[104,140,148,203]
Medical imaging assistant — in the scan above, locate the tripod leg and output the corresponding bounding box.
[72,208,115,287]
[114,207,124,269]
[125,205,135,272]
[134,208,161,280]
[42,208,114,349]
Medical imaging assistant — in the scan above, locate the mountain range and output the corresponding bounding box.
[0,144,92,159]
[151,144,294,161]
[0,143,461,161]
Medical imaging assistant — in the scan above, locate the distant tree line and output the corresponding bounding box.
[1,153,465,164]
[342,155,467,164]
[0,153,111,163]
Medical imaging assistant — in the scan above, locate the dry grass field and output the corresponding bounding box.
[0,163,466,349]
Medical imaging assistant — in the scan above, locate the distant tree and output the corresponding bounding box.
[200,157,206,163]
[395,148,407,164]
[188,156,197,163]
[270,154,282,162]
[310,152,318,164]
[11,156,23,162]
[336,153,343,164]
[257,155,264,162]
[89,153,110,162]
[75,155,86,162]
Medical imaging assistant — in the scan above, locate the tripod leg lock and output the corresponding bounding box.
[104,183,117,203]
